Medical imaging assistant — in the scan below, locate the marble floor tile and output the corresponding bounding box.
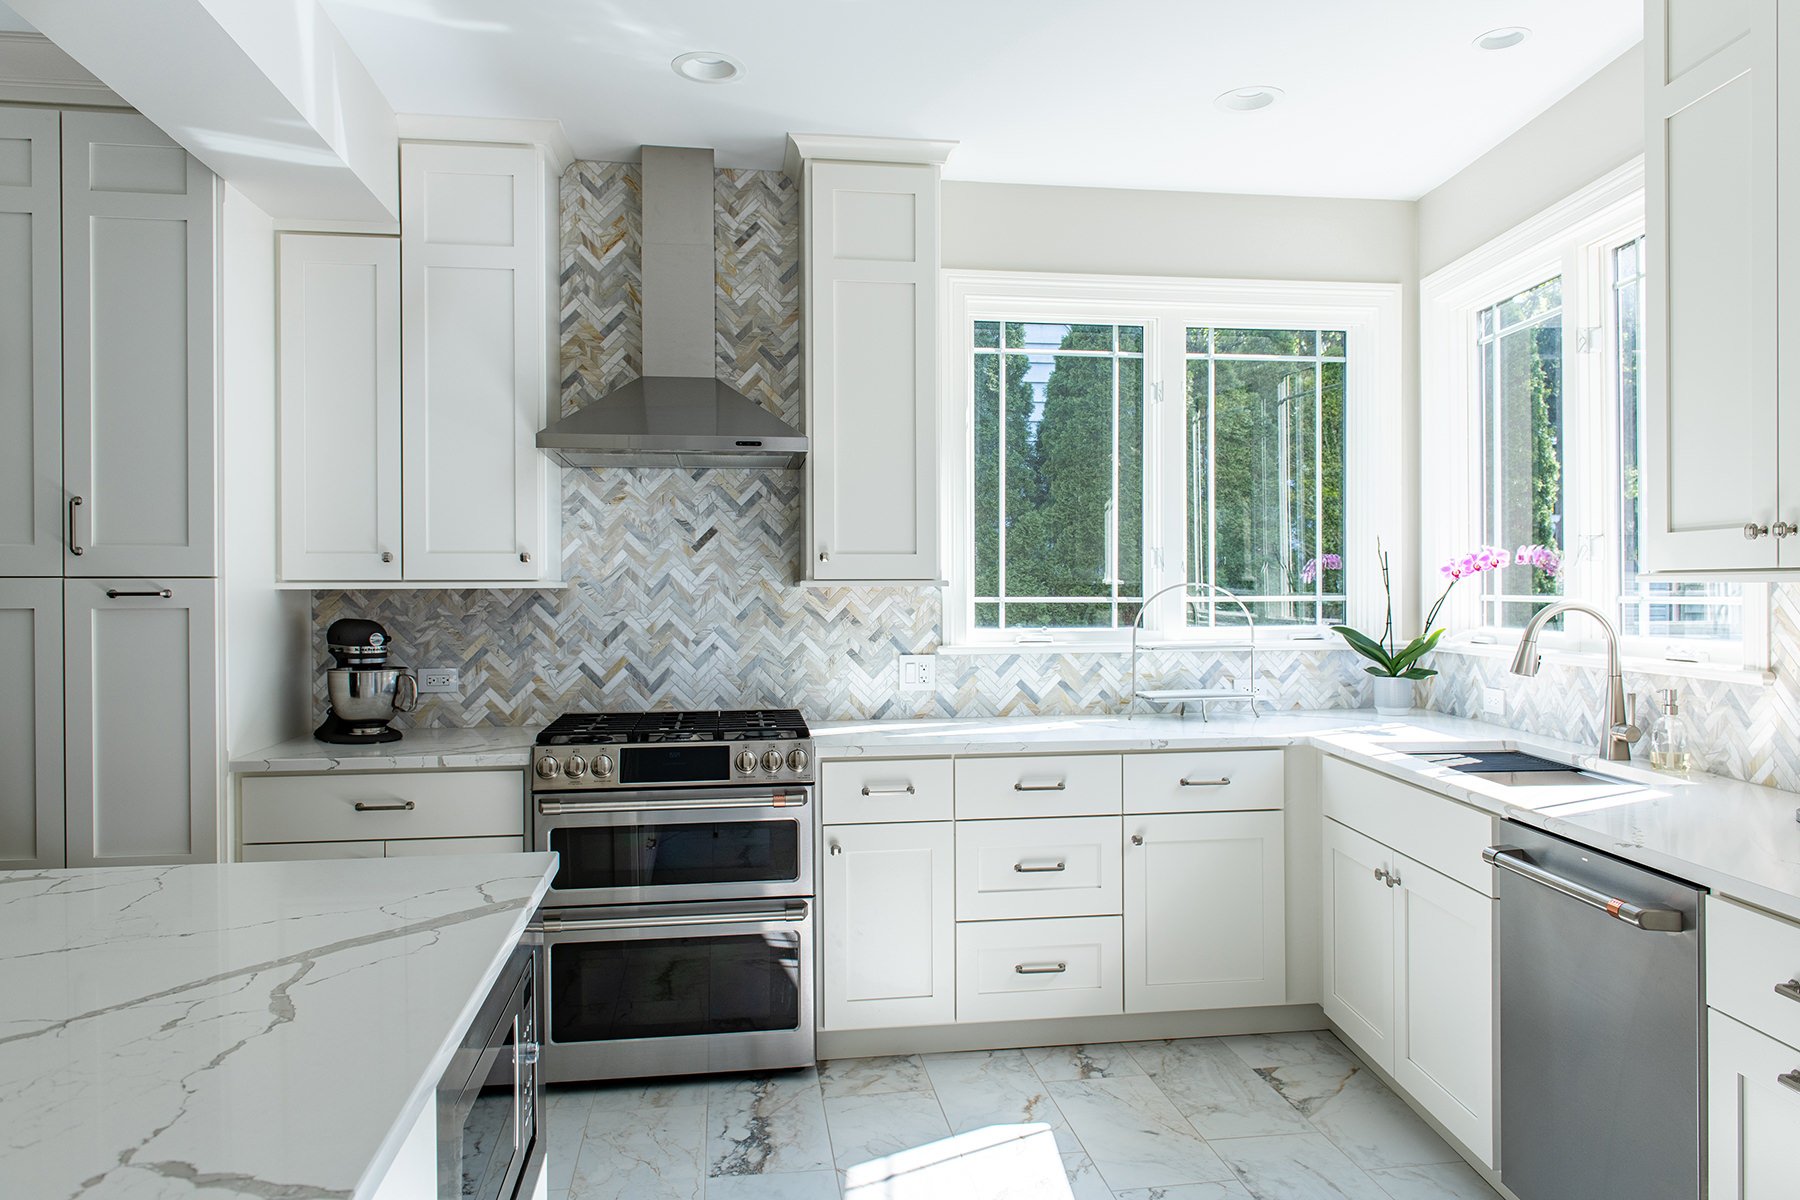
[572,1102,708,1200]
[1291,1072,1459,1170]
[703,1169,842,1199]
[1026,1043,1147,1082]
[1220,1031,1361,1113]
[544,1088,595,1196]
[1211,1133,1390,1200]
[561,1076,717,1115]
[1114,1183,1253,1200]
[1047,1076,1234,1193]
[818,1054,933,1098]
[707,1069,834,1178]
[922,1048,1080,1155]
[1124,1039,1313,1141]
[822,1089,952,1174]
[1367,1161,1504,1200]
[1062,1151,1118,1200]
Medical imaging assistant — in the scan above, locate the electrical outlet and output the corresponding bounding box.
[417,668,460,694]
[1482,685,1507,720]
[898,655,937,692]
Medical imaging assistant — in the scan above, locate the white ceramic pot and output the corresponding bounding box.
[1371,675,1415,716]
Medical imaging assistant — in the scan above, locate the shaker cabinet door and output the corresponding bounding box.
[0,107,62,577]
[0,579,63,869]
[1320,818,1396,1070]
[820,820,955,1030]
[1708,1010,1800,1199]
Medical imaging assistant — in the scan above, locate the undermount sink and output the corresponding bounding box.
[1406,750,1632,789]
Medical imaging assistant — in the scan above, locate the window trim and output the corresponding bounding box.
[939,270,1403,652]
[1419,156,1770,671]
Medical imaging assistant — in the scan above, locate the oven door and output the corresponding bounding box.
[533,788,812,906]
[538,898,814,1083]
[439,944,542,1200]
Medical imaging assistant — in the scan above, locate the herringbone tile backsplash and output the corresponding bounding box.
[315,161,1797,791]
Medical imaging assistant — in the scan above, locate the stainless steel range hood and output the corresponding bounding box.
[537,146,807,469]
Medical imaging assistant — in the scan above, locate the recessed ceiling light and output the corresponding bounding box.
[1215,86,1283,113]
[672,51,745,84]
[1474,27,1530,51]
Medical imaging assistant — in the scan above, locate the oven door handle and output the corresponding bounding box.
[537,793,807,816]
[539,903,809,933]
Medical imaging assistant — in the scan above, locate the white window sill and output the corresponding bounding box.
[937,634,1343,656]
[1434,639,1774,687]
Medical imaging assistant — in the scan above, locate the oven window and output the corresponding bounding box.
[549,932,801,1043]
[549,820,800,892]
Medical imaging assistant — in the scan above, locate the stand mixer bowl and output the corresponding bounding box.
[325,667,419,722]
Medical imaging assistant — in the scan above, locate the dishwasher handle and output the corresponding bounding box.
[1484,845,1686,932]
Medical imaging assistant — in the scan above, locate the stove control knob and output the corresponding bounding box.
[735,750,758,775]
[761,749,784,774]
[787,749,809,774]
[592,753,614,779]
[564,754,587,779]
[534,756,560,779]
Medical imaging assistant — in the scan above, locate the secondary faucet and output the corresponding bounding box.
[1508,600,1642,762]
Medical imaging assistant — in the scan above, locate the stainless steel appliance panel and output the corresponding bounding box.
[439,942,542,1200]
[1491,821,1703,1200]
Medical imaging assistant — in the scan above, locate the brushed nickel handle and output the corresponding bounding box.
[1775,522,1799,539]
[1180,776,1232,787]
[541,904,807,933]
[1131,834,1144,846]
[1780,1070,1800,1094]
[1745,522,1771,540]
[1775,979,1800,1004]
[105,588,173,599]
[861,784,915,797]
[1014,780,1067,792]
[829,841,842,856]
[68,496,84,555]
[1386,870,1401,888]
[1014,962,1067,975]
[1484,846,1684,931]
[1013,860,1067,873]
[381,551,394,563]
[353,800,415,812]
[1374,866,1390,883]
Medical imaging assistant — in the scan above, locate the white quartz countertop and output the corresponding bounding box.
[231,724,543,773]
[0,852,557,1199]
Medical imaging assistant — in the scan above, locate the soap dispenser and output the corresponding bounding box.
[1648,688,1692,776]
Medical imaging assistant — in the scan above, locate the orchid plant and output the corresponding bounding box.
[1330,541,1562,680]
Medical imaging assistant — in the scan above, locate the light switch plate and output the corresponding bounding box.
[898,655,936,692]
[418,668,460,694]
[1482,685,1507,719]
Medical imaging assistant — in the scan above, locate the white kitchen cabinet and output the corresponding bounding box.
[956,916,1123,1023]
[1124,810,1286,1013]
[821,820,955,1030]
[793,137,953,584]
[64,578,218,866]
[400,140,559,583]
[1708,1009,1800,1199]
[1321,818,1397,1066]
[278,234,402,582]
[61,111,216,578]
[0,579,62,869]
[0,107,61,577]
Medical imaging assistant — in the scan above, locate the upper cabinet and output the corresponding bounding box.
[1644,0,1789,571]
[791,135,955,585]
[0,108,61,577]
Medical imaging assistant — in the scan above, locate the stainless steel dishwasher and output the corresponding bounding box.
[1485,821,1704,1200]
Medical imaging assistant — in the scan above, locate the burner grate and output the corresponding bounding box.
[536,708,809,746]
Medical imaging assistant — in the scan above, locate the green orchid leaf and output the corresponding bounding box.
[1389,627,1445,674]
[1402,667,1437,680]
[1331,626,1395,671]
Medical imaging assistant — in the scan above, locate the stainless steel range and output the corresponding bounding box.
[530,709,814,1083]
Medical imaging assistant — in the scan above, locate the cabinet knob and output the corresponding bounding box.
[520,551,532,563]
[1745,522,1771,540]
[381,551,394,563]
[818,550,830,563]
[1374,866,1389,883]
[1131,834,1145,846]
[829,841,842,856]
[1775,522,1798,539]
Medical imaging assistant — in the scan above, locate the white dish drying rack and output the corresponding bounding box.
[1126,581,1261,720]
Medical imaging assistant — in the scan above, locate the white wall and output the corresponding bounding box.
[1418,43,1644,276]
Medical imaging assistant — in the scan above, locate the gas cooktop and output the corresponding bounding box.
[533,709,815,789]
[536,708,810,746]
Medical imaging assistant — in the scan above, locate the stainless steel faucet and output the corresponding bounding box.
[1508,600,1642,762]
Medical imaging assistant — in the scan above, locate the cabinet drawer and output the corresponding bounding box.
[956,755,1121,819]
[956,916,1123,1023]
[1708,896,1800,1050]
[956,816,1122,920]
[822,758,953,823]
[240,840,384,863]
[240,770,525,844]
[1124,750,1283,813]
[1321,758,1494,896]
[385,835,523,857]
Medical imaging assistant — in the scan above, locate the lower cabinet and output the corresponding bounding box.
[0,579,63,870]
[821,820,955,1030]
[1708,1009,1800,1197]
[1322,819,1397,1061]
[236,769,526,862]
[241,835,523,863]
[957,916,1123,1022]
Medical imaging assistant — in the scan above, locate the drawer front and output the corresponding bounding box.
[240,770,525,844]
[822,758,953,824]
[1124,749,1284,813]
[1321,757,1495,896]
[385,835,524,857]
[956,754,1122,820]
[240,840,383,863]
[956,816,1122,920]
[956,916,1124,1023]
[1708,896,1800,1050]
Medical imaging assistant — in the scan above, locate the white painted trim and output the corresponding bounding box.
[0,30,127,107]
[271,216,401,236]
[939,269,1403,653]
[784,132,958,176]
[395,113,574,175]
[1435,641,1775,688]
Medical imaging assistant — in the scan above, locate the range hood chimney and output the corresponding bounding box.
[537,146,808,469]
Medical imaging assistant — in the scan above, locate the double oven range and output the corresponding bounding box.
[529,709,815,1083]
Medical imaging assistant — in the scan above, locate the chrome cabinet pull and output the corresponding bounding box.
[1374,866,1390,883]
[1013,860,1067,873]
[1484,846,1684,932]
[1775,979,1800,1004]
[106,588,173,599]
[1386,870,1401,889]
[519,551,531,563]
[829,841,842,856]
[1775,522,1799,539]
[1779,1070,1800,1094]
[68,496,84,555]
[818,549,830,563]
[861,784,915,797]
[1180,776,1232,787]
[1131,834,1144,846]
[353,800,415,812]
[381,551,394,563]
[1014,962,1067,975]
[1014,780,1067,792]
[1745,522,1771,540]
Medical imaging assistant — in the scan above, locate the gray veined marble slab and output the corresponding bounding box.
[1124,1038,1313,1140]
[1045,1075,1235,1192]
[921,1049,1080,1155]
[229,724,543,773]
[1024,1042,1147,1082]
[707,1068,835,1178]
[818,1054,934,1098]
[0,853,556,1199]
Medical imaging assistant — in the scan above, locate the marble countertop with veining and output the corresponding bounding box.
[0,852,557,1199]
[230,724,544,773]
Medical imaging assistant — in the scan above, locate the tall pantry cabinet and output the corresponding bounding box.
[0,105,220,869]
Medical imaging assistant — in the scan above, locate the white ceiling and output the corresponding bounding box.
[0,1,34,32]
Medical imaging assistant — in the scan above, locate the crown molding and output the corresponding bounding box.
[0,31,127,108]
[396,113,574,175]
[784,132,958,178]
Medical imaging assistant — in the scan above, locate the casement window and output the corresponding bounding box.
[942,272,1402,651]
[1422,159,1766,671]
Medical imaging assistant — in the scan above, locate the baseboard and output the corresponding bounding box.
[818,1003,1327,1059]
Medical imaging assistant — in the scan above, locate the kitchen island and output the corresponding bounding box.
[0,852,557,1198]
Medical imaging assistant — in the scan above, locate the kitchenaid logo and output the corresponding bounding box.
[370,633,385,647]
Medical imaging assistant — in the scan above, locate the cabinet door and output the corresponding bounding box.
[804,159,939,582]
[0,579,62,868]
[1321,818,1396,1069]
[1708,1009,1800,1199]
[1125,810,1285,1013]
[821,821,954,1030]
[400,141,556,582]
[65,578,218,865]
[62,111,217,577]
[0,107,61,576]
[1392,853,1495,1167]
[1644,0,1780,570]
[278,234,402,581]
